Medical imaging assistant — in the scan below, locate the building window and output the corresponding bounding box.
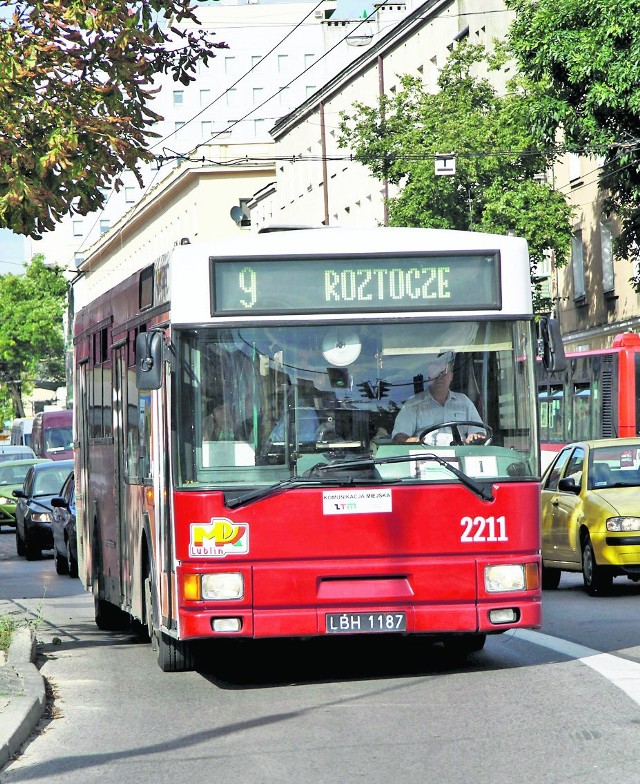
[305,85,316,99]
[568,153,581,182]
[224,56,235,75]
[253,118,265,136]
[199,89,210,107]
[174,121,185,132]
[226,89,237,108]
[100,219,110,235]
[600,220,615,293]
[173,90,184,106]
[201,121,213,140]
[572,230,586,299]
[279,86,290,105]
[251,55,262,68]
[72,220,83,237]
[277,54,288,73]
[304,53,315,69]
[252,87,263,105]
[124,187,135,204]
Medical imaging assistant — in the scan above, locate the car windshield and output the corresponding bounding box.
[33,468,71,496]
[173,319,539,489]
[0,465,30,485]
[0,448,35,463]
[45,427,73,452]
[590,445,640,489]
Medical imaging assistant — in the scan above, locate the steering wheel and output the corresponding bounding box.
[417,420,492,446]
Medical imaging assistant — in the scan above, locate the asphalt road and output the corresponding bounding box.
[3,527,640,784]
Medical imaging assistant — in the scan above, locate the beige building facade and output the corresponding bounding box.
[73,142,275,313]
[549,153,640,352]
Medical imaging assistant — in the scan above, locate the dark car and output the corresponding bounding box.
[51,471,78,577]
[0,458,51,530]
[14,459,74,560]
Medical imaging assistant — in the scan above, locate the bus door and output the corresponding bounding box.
[75,358,91,586]
[113,344,131,606]
[156,369,173,631]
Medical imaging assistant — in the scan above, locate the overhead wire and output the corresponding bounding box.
[67,0,397,265]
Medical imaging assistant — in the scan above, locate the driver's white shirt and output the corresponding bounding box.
[392,389,482,445]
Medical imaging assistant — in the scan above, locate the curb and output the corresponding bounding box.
[0,627,45,769]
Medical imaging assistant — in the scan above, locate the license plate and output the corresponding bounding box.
[326,612,407,634]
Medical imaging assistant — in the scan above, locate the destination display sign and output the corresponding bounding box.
[210,252,501,314]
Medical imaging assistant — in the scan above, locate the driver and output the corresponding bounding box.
[391,351,486,445]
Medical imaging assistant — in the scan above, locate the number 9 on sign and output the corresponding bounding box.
[239,266,257,308]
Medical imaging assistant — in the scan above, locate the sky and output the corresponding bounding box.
[0,229,28,276]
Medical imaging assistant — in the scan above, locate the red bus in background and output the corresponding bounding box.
[537,330,640,469]
[31,409,73,461]
[73,226,556,672]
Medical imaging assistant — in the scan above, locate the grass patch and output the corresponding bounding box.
[0,592,47,654]
[0,614,18,654]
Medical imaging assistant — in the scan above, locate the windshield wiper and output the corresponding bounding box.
[225,475,376,510]
[312,453,494,502]
[226,451,493,510]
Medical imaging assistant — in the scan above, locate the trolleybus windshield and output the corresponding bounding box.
[174,318,537,489]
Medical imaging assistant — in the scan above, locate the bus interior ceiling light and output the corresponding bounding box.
[321,329,362,366]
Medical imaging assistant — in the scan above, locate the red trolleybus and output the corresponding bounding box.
[74,226,557,671]
[537,330,640,469]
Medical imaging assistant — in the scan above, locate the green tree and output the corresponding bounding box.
[0,1,228,239]
[338,40,574,312]
[0,255,67,420]
[505,0,640,289]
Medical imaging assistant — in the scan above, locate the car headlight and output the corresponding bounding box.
[0,496,11,504]
[31,512,52,523]
[606,516,640,532]
[485,564,526,592]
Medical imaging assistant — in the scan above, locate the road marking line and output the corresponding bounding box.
[515,629,640,705]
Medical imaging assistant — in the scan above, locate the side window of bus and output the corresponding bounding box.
[544,447,573,491]
[138,394,152,480]
[126,342,140,480]
[572,383,591,441]
[548,384,564,442]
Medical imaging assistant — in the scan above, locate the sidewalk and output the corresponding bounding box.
[0,627,45,769]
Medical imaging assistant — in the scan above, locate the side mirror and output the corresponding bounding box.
[538,317,567,373]
[558,476,580,494]
[136,332,163,391]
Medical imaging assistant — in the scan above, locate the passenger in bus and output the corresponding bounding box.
[391,351,486,445]
[203,398,237,441]
[268,407,320,444]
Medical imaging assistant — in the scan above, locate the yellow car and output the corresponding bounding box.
[541,438,640,595]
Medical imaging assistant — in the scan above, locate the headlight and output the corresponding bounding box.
[182,572,246,601]
[0,496,11,504]
[202,573,244,600]
[485,564,526,592]
[31,512,52,523]
[607,516,640,532]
